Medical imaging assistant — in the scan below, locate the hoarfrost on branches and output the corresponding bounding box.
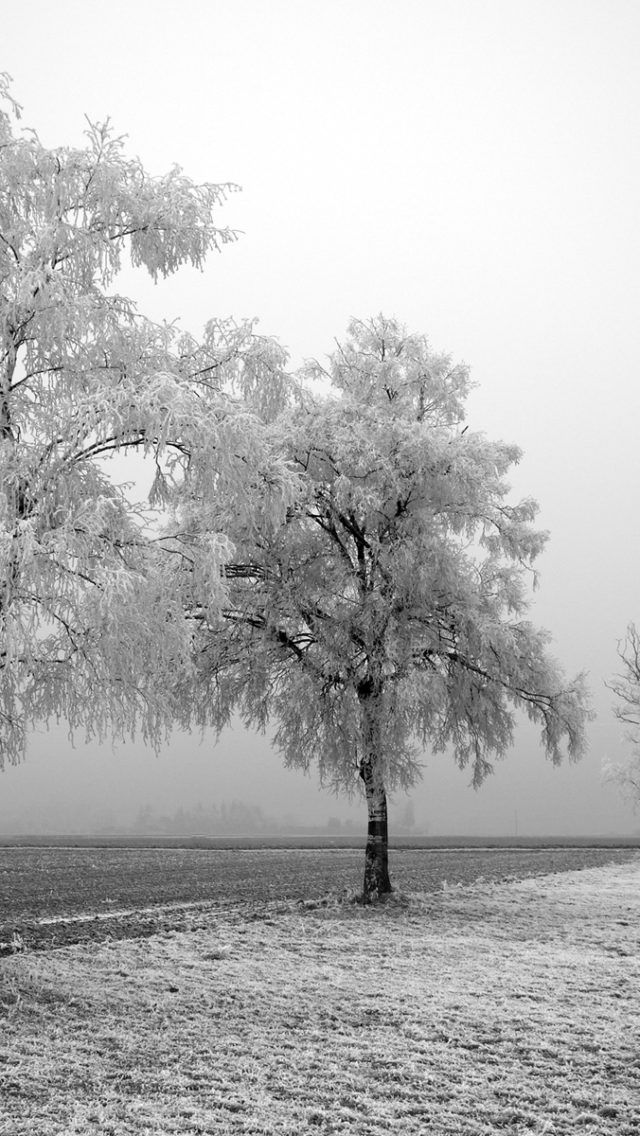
[170,315,591,899]
[605,623,640,808]
[0,76,292,765]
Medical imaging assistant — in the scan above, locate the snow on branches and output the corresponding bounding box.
[0,79,291,766]
[604,624,640,810]
[177,316,590,794]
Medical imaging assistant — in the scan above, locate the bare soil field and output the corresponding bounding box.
[1,861,638,1135]
[1,845,639,952]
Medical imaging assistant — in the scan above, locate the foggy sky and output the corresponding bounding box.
[1,0,639,836]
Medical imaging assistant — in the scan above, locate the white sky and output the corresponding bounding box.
[1,0,640,836]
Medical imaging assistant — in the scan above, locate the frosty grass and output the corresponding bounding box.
[1,860,638,1135]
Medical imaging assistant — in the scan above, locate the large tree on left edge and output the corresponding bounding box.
[0,75,291,765]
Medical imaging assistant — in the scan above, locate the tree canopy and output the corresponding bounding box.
[605,624,640,809]
[0,75,291,765]
[169,315,590,899]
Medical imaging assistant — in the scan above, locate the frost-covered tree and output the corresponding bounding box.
[605,624,640,808]
[0,75,291,765]
[172,316,590,901]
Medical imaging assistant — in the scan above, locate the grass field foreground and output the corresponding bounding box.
[1,861,639,1135]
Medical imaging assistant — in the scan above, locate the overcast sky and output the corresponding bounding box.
[1,0,640,836]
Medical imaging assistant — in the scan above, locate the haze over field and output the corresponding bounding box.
[1,0,639,836]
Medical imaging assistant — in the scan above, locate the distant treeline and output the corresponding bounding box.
[0,798,420,838]
[129,799,418,837]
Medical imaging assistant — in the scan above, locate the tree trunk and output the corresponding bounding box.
[359,756,393,901]
[358,686,393,902]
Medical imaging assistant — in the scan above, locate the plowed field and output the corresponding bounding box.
[1,844,638,952]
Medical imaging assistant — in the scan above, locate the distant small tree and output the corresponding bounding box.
[397,800,416,834]
[0,76,291,765]
[605,624,640,808]
[171,316,590,902]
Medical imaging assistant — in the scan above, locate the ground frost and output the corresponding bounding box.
[1,861,639,1134]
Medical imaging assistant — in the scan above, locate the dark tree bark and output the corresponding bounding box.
[359,756,393,901]
[358,684,393,901]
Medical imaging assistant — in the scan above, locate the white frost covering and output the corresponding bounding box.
[2,861,639,1134]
